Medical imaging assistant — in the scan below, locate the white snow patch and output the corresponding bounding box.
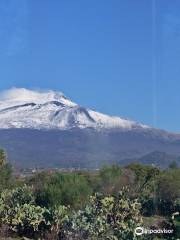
[0,88,77,108]
[0,88,150,130]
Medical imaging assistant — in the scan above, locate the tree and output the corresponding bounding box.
[0,149,12,192]
[156,169,180,215]
[0,149,6,166]
[126,163,160,217]
[99,165,122,195]
[33,172,92,209]
[0,164,13,192]
[169,161,178,169]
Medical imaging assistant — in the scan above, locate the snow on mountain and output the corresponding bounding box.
[0,88,76,109]
[0,88,149,130]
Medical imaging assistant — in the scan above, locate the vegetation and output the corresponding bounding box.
[0,148,179,239]
[67,189,142,240]
[0,149,6,166]
[30,172,92,209]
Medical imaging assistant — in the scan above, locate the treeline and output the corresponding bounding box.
[0,149,179,239]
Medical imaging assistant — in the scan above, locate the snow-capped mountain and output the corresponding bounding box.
[0,88,180,169]
[0,88,149,130]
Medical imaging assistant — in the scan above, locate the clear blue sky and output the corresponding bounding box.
[0,0,180,132]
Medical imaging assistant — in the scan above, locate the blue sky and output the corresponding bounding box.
[0,0,180,132]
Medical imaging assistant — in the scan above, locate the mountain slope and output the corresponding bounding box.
[0,128,180,169]
[0,88,149,130]
[119,151,180,168]
[0,88,180,169]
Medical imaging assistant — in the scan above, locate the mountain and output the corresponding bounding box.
[119,151,180,169]
[138,151,180,168]
[0,88,180,169]
[0,88,149,130]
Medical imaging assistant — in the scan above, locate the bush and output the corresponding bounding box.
[0,164,179,239]
[67,188,143,240]
[0,149,6,166]
[0,186,51,238]
[0,148,13,193]
[0,164,13,193]
[33,172,92,209]
[156,169,180,215]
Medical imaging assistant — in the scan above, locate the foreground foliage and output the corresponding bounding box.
[0,150,179,239]
[67,189,142,240]
[0,186,50,238]
[0,187,143,239]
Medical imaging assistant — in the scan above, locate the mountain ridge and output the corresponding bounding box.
[0,88,180,169]
[0,88,150,130]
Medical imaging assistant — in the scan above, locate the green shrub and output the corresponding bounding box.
[67,188,143,240]
[98,165,122,195]
[156,169,180,215]
[0,164,13,193]
[34,172,92,209]
[51,205,69,239]
[172,212,180,239]
[0,186,51,238]
[0,149,6,166]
